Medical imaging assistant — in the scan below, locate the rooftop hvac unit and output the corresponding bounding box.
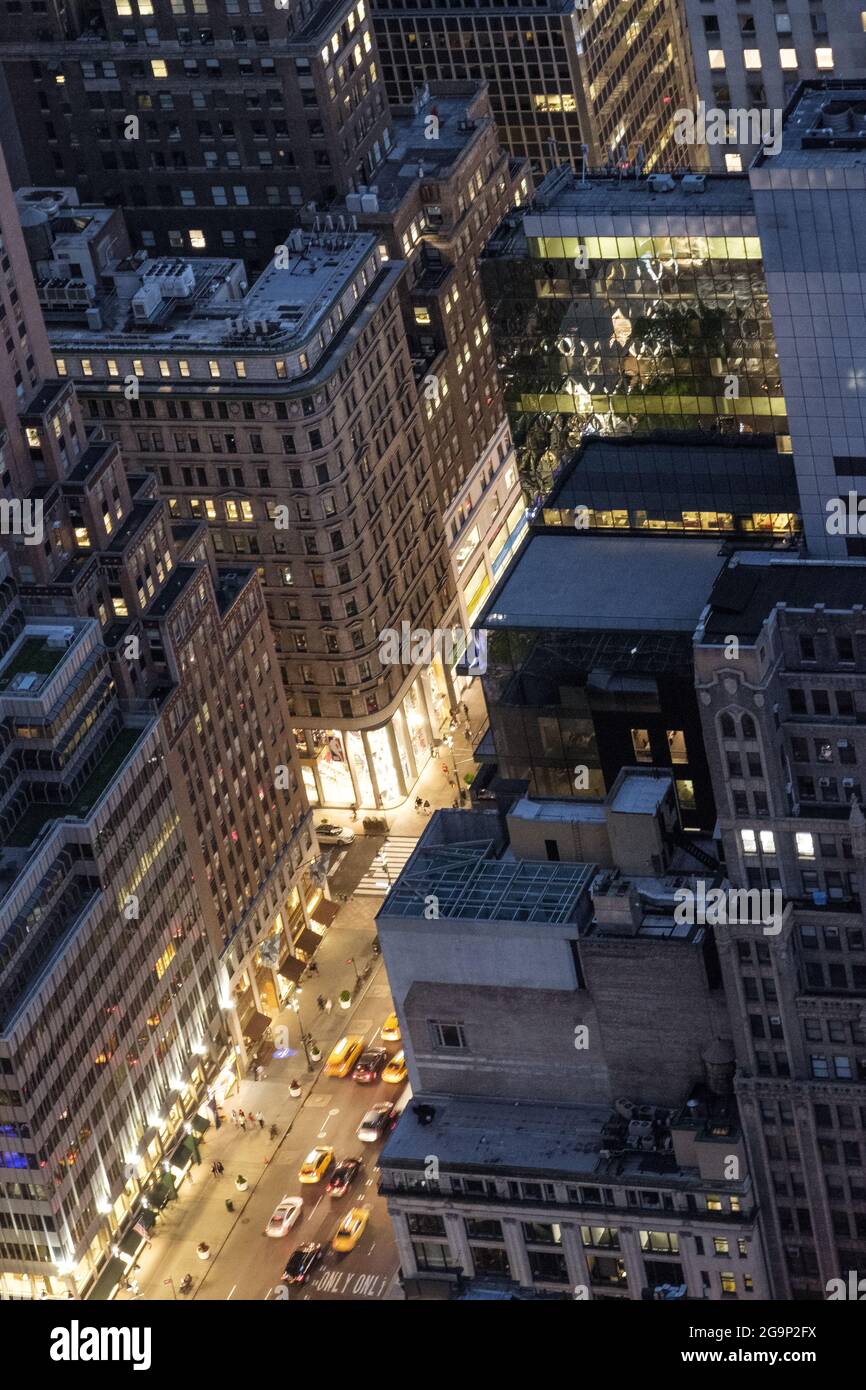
[681,174,706,194]
[147,261,195,298]
[345,193,363,213]
[131,281,163,320]
[648,173,676,193]
[359,193,379,212]
[86,306,103,330]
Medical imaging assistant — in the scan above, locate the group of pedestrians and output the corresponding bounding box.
[414,797,432,816]
[316,994,333,1014]
[229,1108,266,1131]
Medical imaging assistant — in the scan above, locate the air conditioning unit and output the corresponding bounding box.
[818,776,831,787]
[843,777,855,788]
[681,174,707,194]
[648,173,676,193]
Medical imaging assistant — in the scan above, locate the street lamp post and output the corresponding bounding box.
[289,992,315,1072]
[347,956,361,986]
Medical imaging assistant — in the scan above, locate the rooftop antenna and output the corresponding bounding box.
[580,142,589,185]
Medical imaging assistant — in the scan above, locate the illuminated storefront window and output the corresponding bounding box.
[298,678,435,808]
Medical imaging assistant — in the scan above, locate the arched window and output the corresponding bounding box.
[741,714,756,738]
[720,713,736,738]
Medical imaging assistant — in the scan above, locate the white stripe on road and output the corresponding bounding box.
[354,836,418,896]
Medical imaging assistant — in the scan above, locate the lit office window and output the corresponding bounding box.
[208,360,220,378]
[740,829,757,855]
[158,360,170,378]
[107,359,119,377]
[779,48,798,69]
[708,50,726,70]
[743,50,762,70]
[55,358,67,376]
[150,60,168,78]
[178,360,190,377]
[81,359,93,376]
[234,360,247,379]
[189,229,206,249]
[759,831,776,854]
[725,154,743,172]
[796,832,815,860]
[815,47,833,69]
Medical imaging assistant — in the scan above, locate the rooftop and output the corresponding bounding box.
[610,772,672,816]
[481,533,727,632]
[5,725,142,848]
[542,435,800,526]
[368,86,489,207]
[754,80,866,171]
[380,1094,726,1189]
[525,166,757,219]
[509,796,607,825]
[379,819,595,924]
[43,229,380,362]
[0,624,81,696]
[0,634,66,694]
[700,552,866,643]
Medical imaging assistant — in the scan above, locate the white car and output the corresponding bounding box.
[265,1195,304,1237]
[316,823,356,846]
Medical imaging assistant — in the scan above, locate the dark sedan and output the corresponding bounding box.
[352,1048,388,1084]
[326,1157,363,1197]
[281,1242,323,1285]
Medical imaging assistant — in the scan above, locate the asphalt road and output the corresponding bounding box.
[195,983,403,1303]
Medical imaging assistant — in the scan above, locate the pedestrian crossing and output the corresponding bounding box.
[354,836,418,896]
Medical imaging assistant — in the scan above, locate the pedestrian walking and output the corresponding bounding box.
[256,1112,265,1129]
[350,802,358,821]
[255,1064,264,1081]
[216,1161,224,1175]
[452,797,459,809]
[461,702,469,720]
[230,1109,237,1126]
[211,1161,220,1178]
[307,960,319,977]
[414,796,422,812]
[317,994,326,1011]
[423,799,431,815]
[237,1108,245,1128]
[441,761,449,778]
[324,997,333,1015]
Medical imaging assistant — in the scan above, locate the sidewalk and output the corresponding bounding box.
[115,896,384,1301]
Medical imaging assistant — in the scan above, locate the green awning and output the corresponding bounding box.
[119,1228,144,1259]
[145,1171,176,1209]
[170,1140,191,1169]
[88,1255,125,1302]
[190,1113,210,1136]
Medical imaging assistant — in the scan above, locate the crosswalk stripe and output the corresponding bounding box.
[354,836,418,896]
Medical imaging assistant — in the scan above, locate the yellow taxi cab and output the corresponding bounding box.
[383,1050,407,1084]
[332,1206,370,1253]
[298,1146,335,1184]
[380,1012,400,1042]
[324,1035,365,1078]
